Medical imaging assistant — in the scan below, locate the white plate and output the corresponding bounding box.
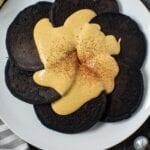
[0,0,150,149]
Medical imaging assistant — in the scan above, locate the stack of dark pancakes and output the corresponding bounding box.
[5,0,146,133]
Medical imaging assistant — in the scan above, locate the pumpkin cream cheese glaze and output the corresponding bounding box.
[33,9,120,115]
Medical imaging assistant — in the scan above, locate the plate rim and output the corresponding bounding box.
[0,0,150,149]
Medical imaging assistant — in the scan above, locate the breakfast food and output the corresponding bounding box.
[51,0,119,27]
[101,58,144,122]
[91,13,146,68]
[34,93,107,133]
[5,0,146,133]
[6,2,51,71]
[5,61,60,104]
[5,2,61,104]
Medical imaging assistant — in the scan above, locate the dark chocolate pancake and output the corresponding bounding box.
[6,2,52,71]
[91,13,146,68]
[34,93,107,133]
[51,0,119,27]
[101,58,144,122]
[5,60,60,104]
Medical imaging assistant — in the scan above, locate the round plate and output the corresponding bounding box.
[0,0,150,149]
